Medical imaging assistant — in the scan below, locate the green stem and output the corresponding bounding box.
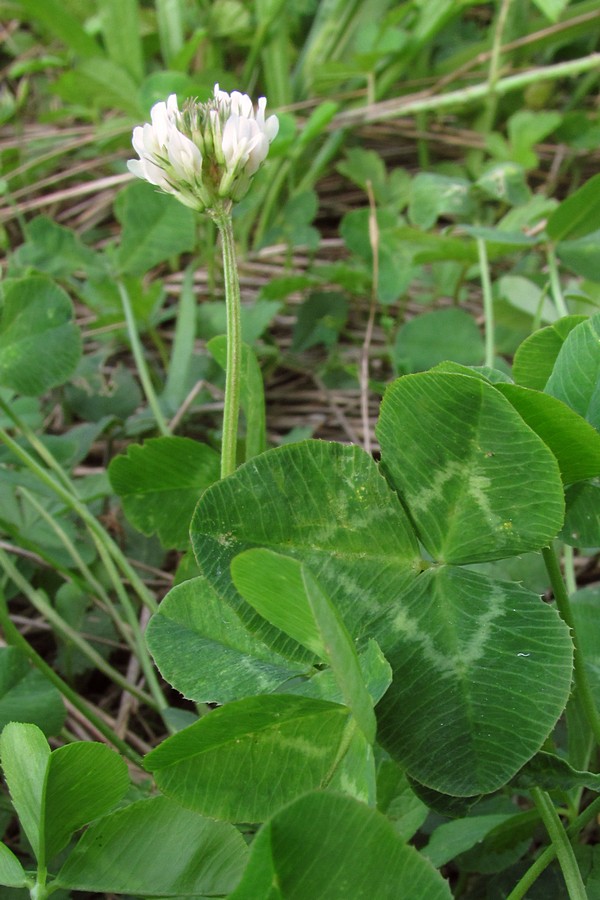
[213,207,242,478]
[0,423,158,614]
[543,545,600,746]
[507,795,600,900]
[117,280,170,436]
[547,246,570,318]
[0,587,143,766]
[530,788,587,900]
[0,546,157,709]
[476,236,495,368]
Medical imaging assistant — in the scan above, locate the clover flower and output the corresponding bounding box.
[127,85,279,213]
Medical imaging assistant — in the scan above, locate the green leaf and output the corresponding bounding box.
[145,694,350,821]
[286,640,392,708]
[476,162,530,206]
[545,314,600,429]
[0,277,81,395]
[0,842,28,888]
[0,722,49,861]
[146,576,305,704]
[374,566,573,795]
[115,182,196,276]
[232,550,377,742]
[571,587,600,705]
[376,761,429,841]
[44,742,129,860]
[229,791,452,900]
[530,0,568,20]
[512,316,587,390]
[512,751,600,792]
[423,813,519,868]
[562,480,600,547]
[557,230,600,281]
[98,0,144,82]
[409,173,474,229]
[56,795,247,896]
[495,384,600,484]
[190,441,420,653]
[12,0,101,56]
[0,647,65,736]
[376,373,565,564]
[393,307,484,374]
[547,174,600,242]
[108,437,220,549]
[13,217,104,279]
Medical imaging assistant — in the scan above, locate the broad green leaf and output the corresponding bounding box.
[98,0,144,81]
[56,57,142,116]
[374,566,573,795]
[557,230,600,281]
[56,795,247,896]
[229,791,452,900]
[232,550,326,657]
[146,576,306,704]
[571,587,600,705]
[0,722,49,861]
[44,742,129,861]
[376,761,429,841]
[0,277,81,395]
[423,813,519,868]
[545,314,600,429]
[0,647,65,736]
[115,182,196,276]
[232,550,377,742]
[13,217,104,279]
[512,751,600,792]
[12,0,101,56]
[287,639,391,708]
[393,307,484,374]
[0,842,28,888]
[108,437,220,548]
[547,173,600,242]
[476,162,530,206]
[208,337,267,460]
[327,726,376,804]
[562,480,600,547]
[376,373,565,564]
[512,316,587,390]
[408,173,474,229]
[495,384,600,484]
[507,110,562,170]
[530,0,568,20]
[145,694,350,821]
[191,441,420,652]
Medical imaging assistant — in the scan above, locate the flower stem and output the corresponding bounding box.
[213,207,242,478]
[547,246,570,318]
[543,544,600,746]
[117,280,170,436]
[530,788,587,900]
[476,236,495,368]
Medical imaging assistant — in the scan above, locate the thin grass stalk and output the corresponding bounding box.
[0,588,143,766]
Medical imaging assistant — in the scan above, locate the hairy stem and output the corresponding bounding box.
[476,236,495,369]
[213,206,242,478]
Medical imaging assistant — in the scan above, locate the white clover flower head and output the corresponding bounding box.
[127,85,279,213]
